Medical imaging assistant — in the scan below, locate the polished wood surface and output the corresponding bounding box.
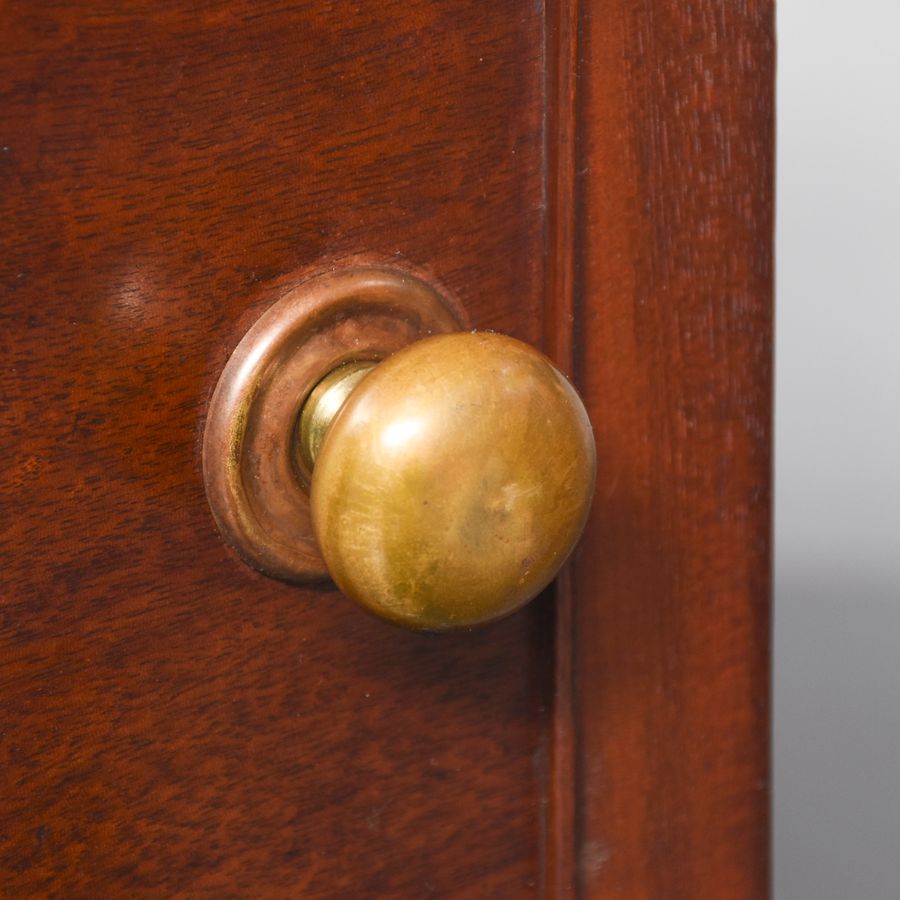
[565,2,774,896]
[0,2,548,895]
[0,1,772,896]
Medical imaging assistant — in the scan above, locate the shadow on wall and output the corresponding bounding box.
[775,564,900,900]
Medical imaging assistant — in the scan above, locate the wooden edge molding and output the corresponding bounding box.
[544,1,774,897]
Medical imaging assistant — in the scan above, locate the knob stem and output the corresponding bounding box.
[297,361,377,476]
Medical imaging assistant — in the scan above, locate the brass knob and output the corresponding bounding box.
[299,331,596,631]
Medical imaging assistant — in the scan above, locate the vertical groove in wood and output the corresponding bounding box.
[544,0,580,896]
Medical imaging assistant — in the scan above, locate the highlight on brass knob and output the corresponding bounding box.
[202,267,595,631]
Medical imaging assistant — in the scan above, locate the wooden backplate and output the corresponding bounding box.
[202,267,464,582]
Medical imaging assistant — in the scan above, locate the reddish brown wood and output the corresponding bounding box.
[0,0,772,896]
[567,2,774,897]
[0,2,549,895]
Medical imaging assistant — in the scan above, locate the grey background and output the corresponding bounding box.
[774,1,900,898]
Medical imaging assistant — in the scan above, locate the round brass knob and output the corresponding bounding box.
[300,331,596,631]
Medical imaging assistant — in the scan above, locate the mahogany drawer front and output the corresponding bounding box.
[0,2,772,896]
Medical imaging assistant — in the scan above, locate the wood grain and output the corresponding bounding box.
[0,2,548,895]
[567,1,774,896]
[0,0,773,895]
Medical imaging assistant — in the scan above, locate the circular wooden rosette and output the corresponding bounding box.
[202,267,464,581]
